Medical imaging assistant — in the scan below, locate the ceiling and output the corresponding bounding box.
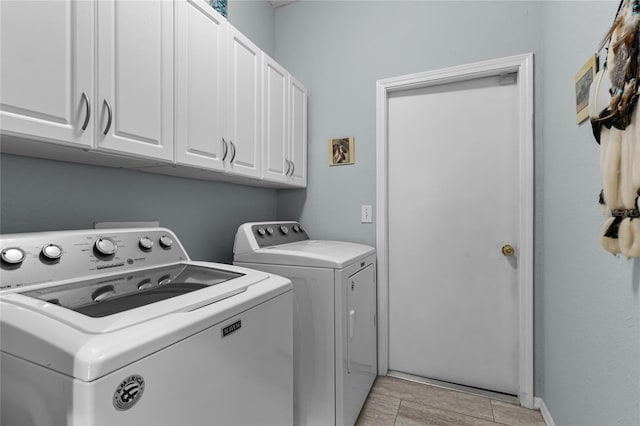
[270,0,297,8]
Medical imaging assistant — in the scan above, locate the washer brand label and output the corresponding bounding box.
[222,320,241,337]
[113,375,145,411]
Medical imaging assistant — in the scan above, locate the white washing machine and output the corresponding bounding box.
[0,227,293,426]
[234,221,377,426]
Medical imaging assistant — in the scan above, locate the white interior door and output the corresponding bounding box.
[387,74,520,395]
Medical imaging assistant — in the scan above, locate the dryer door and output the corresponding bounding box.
[347,264,376,374]
[344,263,377,424]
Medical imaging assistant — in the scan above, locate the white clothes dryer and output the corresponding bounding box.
[234,222,377,426]
[0,228,293,426]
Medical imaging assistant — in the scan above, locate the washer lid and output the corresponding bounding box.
[0,261,291,382]
[234,240,375,269]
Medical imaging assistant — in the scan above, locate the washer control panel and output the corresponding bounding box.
[251,222,309,248]
[0,228,189,291]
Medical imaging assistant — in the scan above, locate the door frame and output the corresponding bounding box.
[375,53,534,408]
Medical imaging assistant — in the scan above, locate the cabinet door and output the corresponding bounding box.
[226,24,261,178]
[262,55,289,183]
[97,0,174,162]
[0,0,93,147]
[289,76,308,187]
[175,0,227,171]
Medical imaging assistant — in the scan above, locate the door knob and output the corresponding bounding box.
[501,244,515,257]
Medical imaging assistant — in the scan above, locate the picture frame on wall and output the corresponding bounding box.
[575,54,598,124]
[329,137,355,166]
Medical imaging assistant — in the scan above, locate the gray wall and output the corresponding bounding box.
[0,155,276,263]
[273,1,639,425]
[228,0,276,57]
[0,0,279,263]
[275,1,543,245]
[537,2,639,424]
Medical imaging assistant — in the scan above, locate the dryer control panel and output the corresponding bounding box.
[234,222,309,253]
[251,222,309,248]
[0,228,189,291]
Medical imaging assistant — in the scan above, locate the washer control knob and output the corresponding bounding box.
[137,279,154,291]
[293,224,301,233]
[280,225,289,235]
[1,247,25,264]
[41,244,63,260]
[92,285,116,303]
[159,235,173,248]
[139,237,154,250]
[94,238,117,256]
[266,227,274,235]
[257,227,266,237]
[158,275,172,286]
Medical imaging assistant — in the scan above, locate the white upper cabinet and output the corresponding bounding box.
[289,76,308,187]
[0,0,306,187]
[175,0,227,171]
[96,0,174,162]
[262,55,308,187]
[0,0,94,147]
[262,55,289,184]
[226,24,262,178]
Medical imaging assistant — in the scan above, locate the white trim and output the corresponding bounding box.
[375,53,535,408]
[534,397,556,426]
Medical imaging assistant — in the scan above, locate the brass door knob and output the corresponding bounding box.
[501,244,515,257]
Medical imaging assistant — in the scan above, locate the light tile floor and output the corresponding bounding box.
[356,376,546,426]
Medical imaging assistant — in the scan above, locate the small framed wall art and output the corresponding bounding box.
[574,54,598,124]
[329,137,355,166]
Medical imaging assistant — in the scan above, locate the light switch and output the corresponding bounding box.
[361,205,373,223]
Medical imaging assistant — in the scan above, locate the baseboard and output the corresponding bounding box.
[533,397,556,426]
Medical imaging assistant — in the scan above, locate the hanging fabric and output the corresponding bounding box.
[590,0,640,258]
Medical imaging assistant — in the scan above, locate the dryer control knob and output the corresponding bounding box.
[94,238,117,256]
[266,227,274,235]
[293,224,300,233]
[159,235,173,248]
[257,227,266,237]
[41,244,63,260]
[1,247,25,264]
[280,225,289,235]
[139,237,154,250]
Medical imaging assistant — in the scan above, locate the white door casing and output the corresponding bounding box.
[375,54,534,407]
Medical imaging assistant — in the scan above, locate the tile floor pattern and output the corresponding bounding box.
[356,376,546,426]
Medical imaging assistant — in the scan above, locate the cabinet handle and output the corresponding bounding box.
[285,159,291,176]
[229,141,237,163]
[289,161,295,177]
[222,138,229,161]
[103,100,112,135]
[81,92,90,131]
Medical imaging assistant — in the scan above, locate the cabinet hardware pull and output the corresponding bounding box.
[289,161,295,177]
[229,141,237,163]
[103,100,112,135]
[81,92,90,131]
[222,138,229,161]
[285,160,291,176]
